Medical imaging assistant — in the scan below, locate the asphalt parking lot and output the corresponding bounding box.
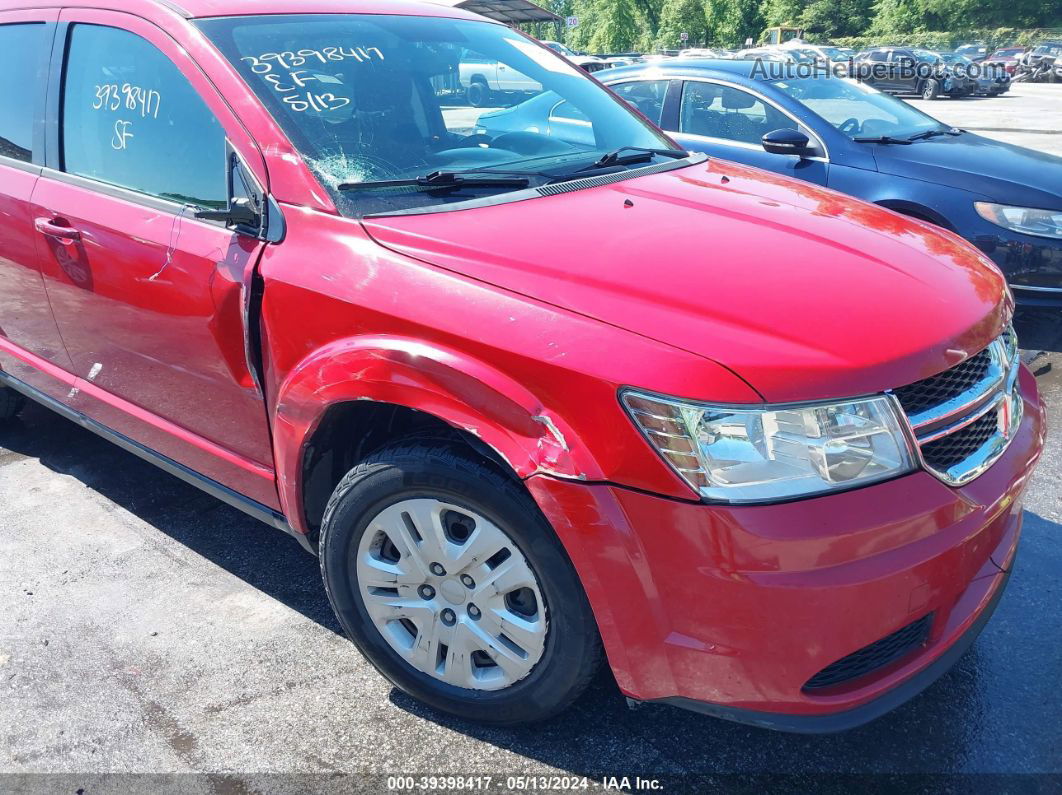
[2,91,1061,788]
[908,82,1062,156]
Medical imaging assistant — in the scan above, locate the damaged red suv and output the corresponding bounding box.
[0,0,1045,730]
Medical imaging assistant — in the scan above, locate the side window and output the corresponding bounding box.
[679,82,791,146]
[0,23,47,163]
[868,50,887,63]
[546,100,594,147]
[62,24,226,208]
[550,101,589,123]
[460,50,493,65]
[609,81,668,127]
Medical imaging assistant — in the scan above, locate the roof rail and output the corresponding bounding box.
[153,0,192,18]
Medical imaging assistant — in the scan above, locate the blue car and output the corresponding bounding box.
[481,60,1062,305]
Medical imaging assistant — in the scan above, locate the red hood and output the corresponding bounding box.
[362,159,1010,403]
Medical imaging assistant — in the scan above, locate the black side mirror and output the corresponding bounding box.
[195,197,260,227]
[193,146,277,239]
[762,128,811,156]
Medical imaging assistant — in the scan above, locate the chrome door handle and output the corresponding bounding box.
[34,217,81,243]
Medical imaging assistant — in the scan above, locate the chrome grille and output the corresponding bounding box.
[920,412,999,471]
[893,348,992,415]
[890,326,1022,486]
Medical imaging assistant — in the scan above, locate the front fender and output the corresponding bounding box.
[272,335,599,534]
[874,198,955,231]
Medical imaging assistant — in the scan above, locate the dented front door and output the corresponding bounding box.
[30,10,277,506]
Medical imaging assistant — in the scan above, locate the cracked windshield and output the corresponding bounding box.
[198,14,677,216]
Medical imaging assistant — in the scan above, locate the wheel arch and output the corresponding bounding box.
[874,199,955,231]
[272,336,602,538]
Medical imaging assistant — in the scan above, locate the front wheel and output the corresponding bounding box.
[0,386,25,422]
[319,442,602,725]
[921,78,941,100]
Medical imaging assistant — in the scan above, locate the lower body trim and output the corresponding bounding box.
[0,369,312,554]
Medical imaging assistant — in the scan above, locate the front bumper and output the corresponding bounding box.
[659,557,1012,732]
[973,226,1062,306]
[942,76,970,96]
[528,367,1045,731]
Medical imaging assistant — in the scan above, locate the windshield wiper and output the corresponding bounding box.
[576,146,689,173]
[338,170,530,192]
[853,135,914,145]
[907,129,953,141]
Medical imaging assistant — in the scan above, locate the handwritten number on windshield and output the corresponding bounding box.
[241,46,384,74]
[240,45,383,113]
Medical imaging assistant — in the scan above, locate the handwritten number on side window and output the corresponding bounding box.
[92,83,161,119]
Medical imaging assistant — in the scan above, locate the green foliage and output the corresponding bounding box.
[655,0,709,47]
[802,0,876,38]
[762,0,804,27]
[531,0,1061,54]
[829,26,1062,50]
[705,0,767,46]
[565,0,649,51]
[761,0,875,38]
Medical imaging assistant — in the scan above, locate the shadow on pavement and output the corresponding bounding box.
[0,401,342,635]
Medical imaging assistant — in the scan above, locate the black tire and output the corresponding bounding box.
[921,78,941,100]
[319,441,602,725]
[466,79,490,108]
[0,386,25,422]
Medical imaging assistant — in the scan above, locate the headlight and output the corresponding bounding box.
[622,391,916,503]
[975,202,1062,240]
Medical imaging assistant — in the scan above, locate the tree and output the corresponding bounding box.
[801,0,876,37]
[529,0,1060,54]
[705,0,766,47]
[655,0,710,47]
[566,0,648,52]
[762,0,805,27]
[632,0,665,35]
[869,0,1057,36]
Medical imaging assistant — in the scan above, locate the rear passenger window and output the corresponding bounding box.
[62,24,226,208]
[680,82,792,146]
[0,23,46,163]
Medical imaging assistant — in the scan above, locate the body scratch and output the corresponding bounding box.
[148,205,193,281]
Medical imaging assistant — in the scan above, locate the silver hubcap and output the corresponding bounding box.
[356,498,548,691]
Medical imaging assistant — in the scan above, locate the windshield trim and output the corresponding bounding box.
[364,152,706,218]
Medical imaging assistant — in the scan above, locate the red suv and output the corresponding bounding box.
[0,0,1045,730]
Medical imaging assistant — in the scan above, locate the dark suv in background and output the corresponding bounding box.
[852,47,973,99]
